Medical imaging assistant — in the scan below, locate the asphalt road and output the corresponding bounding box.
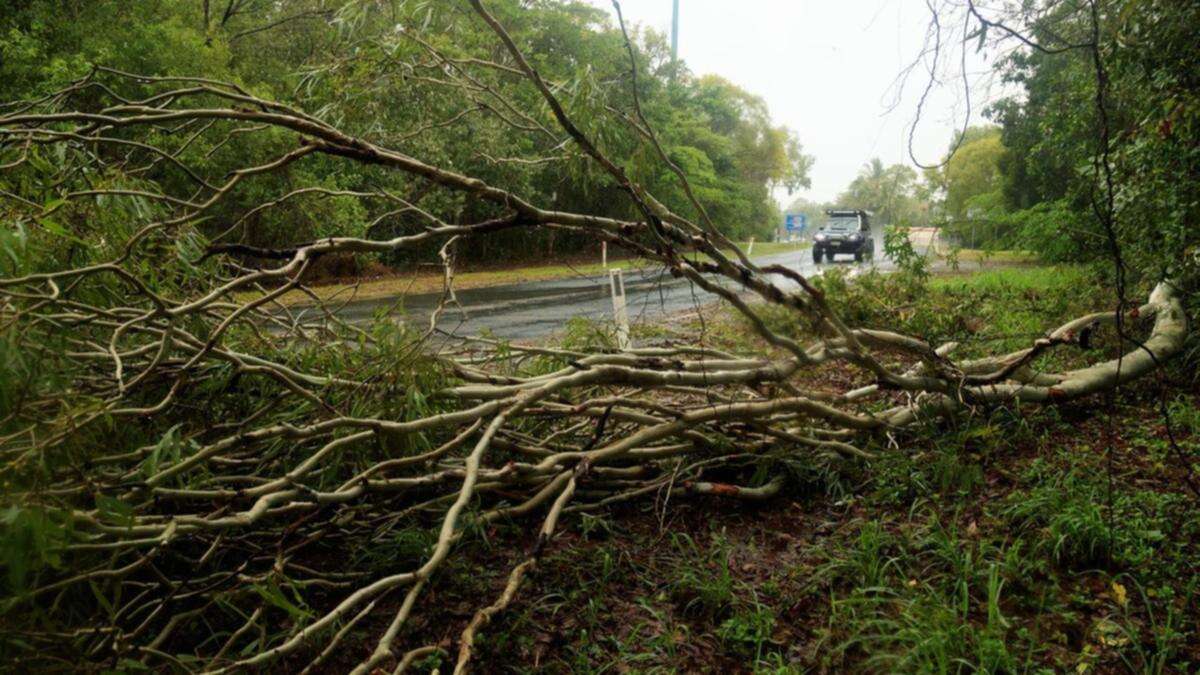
[319,235,896,341]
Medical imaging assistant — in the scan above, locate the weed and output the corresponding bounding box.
[561,316,618,352]
[816,520,904,590]
[718,600,776,660]
[1106,574,1194,674]
[668,531,737,618]
[1001,461,1177,570]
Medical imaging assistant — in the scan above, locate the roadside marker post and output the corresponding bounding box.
[602,241,607,269]
[746,237,755,256]
[609,269,630,350]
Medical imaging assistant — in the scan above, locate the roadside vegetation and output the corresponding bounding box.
[0,0,811,284]
[355,264,1200,673]
[792,1,1200,290]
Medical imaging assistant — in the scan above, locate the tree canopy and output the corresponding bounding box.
[0,0,811,270]
[968,0,1200,283]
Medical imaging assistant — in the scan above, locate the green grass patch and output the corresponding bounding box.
[941,248,1039,265]
[745,264,1113,361]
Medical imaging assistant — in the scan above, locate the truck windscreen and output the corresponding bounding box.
[825,217,859,231]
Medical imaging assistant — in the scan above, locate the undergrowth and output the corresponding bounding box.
[446,265,1200,672]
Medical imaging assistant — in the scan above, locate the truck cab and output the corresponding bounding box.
[812,209,874,263]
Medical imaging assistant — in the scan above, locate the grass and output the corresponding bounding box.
[743,263,1114,363]
[397,264,1200,672]
[245,240,809,307]
[938,247,1039,266]
[928,263,1090,291]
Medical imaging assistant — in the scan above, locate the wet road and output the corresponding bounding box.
[319,236,894,341]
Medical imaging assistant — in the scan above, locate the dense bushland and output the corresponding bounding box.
[0,0,809,275]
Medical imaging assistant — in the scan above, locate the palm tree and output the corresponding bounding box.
[841,158,917,225]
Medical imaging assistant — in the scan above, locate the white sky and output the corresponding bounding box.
[583,0,1008,205]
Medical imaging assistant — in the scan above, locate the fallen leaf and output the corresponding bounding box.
[1111,581,1127,607]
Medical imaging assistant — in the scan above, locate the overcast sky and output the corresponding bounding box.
[582,0,1008,206]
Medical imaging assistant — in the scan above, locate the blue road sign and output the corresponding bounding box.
[785,214,807,233]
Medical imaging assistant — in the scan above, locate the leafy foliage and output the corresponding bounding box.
[836,158,923,226]
[981,0,1200,287]
[0,0,811,273]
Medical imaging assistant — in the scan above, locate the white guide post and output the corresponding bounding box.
[601,241,608,269]
[609,268,630,350]
[746,237,755,256]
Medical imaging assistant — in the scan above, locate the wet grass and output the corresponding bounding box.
[940,248,1040,266]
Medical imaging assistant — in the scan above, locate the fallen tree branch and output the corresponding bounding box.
[0,16,1188,673]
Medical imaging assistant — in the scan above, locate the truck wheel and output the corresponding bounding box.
[813,248,822,264]
[854,250,863,263]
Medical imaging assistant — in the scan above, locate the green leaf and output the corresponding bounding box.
[253,582,313,621]
[96,495,134,529]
